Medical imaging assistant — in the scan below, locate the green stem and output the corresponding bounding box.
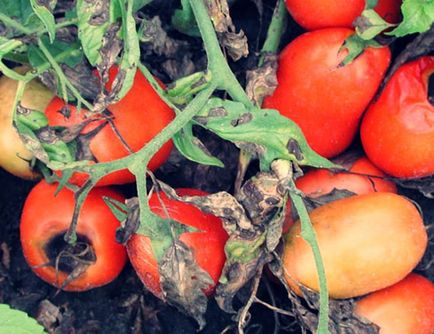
[37,38,93,110]
[37,18,78,36]
[259,0,287,66]
[189,0,252,107]
[289,181,329,334]
[0,13,32,35]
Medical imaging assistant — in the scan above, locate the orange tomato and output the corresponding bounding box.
[282,193,427,298]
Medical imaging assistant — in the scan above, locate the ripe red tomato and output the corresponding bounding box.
[361,56,434,178]
[45,66,175,185]
[295,156,397,197]
[282,193,427,299]
[355,273,434,334]
[126,188,229,298]
[284,0,402,30]
[263,28,391,158]
[20,180,127,291]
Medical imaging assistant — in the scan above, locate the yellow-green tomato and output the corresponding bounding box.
[0,67,54,179]
[282,193,427,299]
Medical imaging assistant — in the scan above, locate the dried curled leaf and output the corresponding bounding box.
[206,0,248,61]
[159,239,213,330]
[267,256,380,334]
[245,54,278,105]
[394,175,434,198]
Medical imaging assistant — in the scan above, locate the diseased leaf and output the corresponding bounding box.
[173,122,224,168]
[30,0,57,42]
[355,9,395,40]
[76,0,113,66]
[194,98,338,171]
[245,54,278,106]
[112,0,140,102]
[387,0,434,37]
[160,239,213,330]
[394,175,434,198]
[0,304,46,334]
[206,0,248,61]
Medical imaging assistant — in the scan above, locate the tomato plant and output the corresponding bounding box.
[20,180,127,291]
[263,28,391,158]
[295,155,397,197]
[45,66,175,186]
[355,273,434,334]
[282,192,427,298]
[126,188,228,298]
[0,67,54,180]
[284,0,402,30]
[361,56,434,178]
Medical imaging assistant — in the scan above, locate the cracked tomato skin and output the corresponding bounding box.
[295,156,397,197]
[355,274,434,334]
[126,189,229,298]
[282,193,427,299]
[284,0,402,30]
[45,66,174,186]
[263,28,391,158]
[361,56,434,178]
[20,180,127,291]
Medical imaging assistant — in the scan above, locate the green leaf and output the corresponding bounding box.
[0,0,43,32]
[339,33,381,66]
[195,98,338,171]
[355,9,395,40]
[0,304,46,334]
[76,0,115,66]
[171,0,200,37]
[28,37,83,68]
[173,122,224,167]
[387,0,434,37]
[29,0,57,42]
[103,196,128,221]
[132,0,153,11]
[114,0,140,101]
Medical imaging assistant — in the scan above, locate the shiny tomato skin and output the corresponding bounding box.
[361,56,434,178]
[284,0,402,30]
[20,181,127,291]
[282,193,427,299]
[126,189,229,298]
[263,28,391,158]
[355,274,434,334]
[295,156,397,197]
[0,67,54,180]
[45,66,175,185]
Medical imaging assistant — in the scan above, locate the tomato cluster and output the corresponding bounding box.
[274,3,433,333]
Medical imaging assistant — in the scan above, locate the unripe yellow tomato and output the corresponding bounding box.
[0,67,54,179]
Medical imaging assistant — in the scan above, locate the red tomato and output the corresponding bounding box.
[20,181,127,291]
[126,188,229,298]
[284,0,402,30]
[361,56,434,178]
[45,66,175,185]
[355,273,434,334]
[295,156,397,197]
[263,28,391,158]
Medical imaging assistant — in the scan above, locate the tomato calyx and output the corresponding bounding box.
[42,232,96,290]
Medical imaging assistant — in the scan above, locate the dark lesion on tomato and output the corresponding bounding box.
[43,231,96,287]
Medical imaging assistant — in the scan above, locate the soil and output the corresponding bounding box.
[0,1,433,333]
